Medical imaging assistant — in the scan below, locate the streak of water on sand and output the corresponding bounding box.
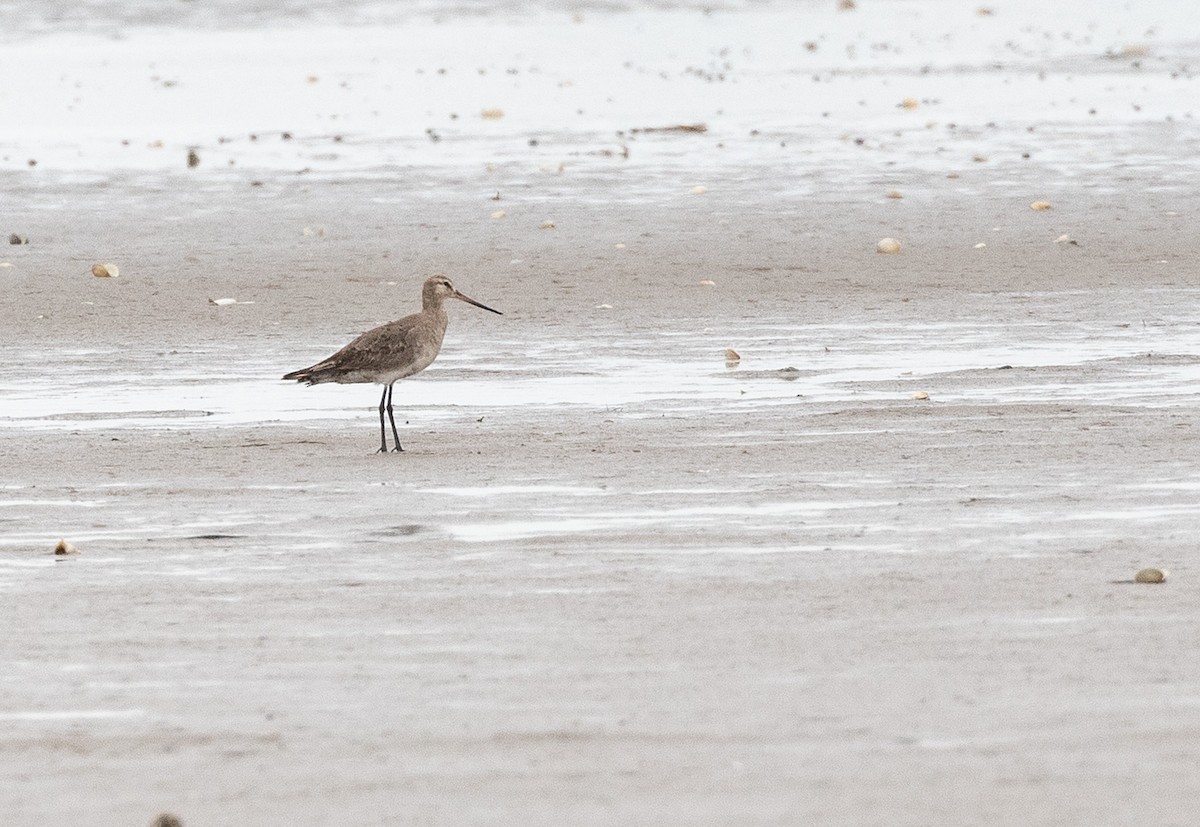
[3,308,1200,431]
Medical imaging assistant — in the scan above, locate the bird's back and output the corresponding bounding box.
[284,306,448,385]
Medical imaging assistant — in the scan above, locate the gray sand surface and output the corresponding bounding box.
[4,2,1200,824]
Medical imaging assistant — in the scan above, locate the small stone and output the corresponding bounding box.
[900,97,919,110]
[150,814,184,827]
[1135,568,1167,584]
[187,149,200,168]
[91,263,119,278]
[8,234,29,245]
[540,220,555,229]
[54,539,78,556]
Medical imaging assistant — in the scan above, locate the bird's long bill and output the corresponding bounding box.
[453,290,503,315]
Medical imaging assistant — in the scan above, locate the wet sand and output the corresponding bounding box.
[4,1,1200,824]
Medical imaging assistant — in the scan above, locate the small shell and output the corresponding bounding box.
[886,190,903,199]
[699,279,716,286]
[1054,233,1072,243]
[595,303,613,309]
[54,539,78,556]
[481,108,505,120]
[725,348,741,364]
[877,237,902,254]
[614,243,626,249]
[91,262,118,278]
[691,185,707,195]
[1030,200,1053,211]
[900,97,919,110]
[973,243,987,249]
[490,210,506,219]
[540,220,556,229]
[209,297,237,306]
[1135,568,1167,584]
[912,391,930,400]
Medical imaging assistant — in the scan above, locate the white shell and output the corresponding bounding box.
[912,391,930,400]
[54,539,78,555]
[691,185,707,195]
[877,237,902,254]
[209,297,237,306]
[1135,568,1167,583]
[1030,200,1053,211]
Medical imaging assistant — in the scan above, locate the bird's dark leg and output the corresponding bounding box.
[385,384,404,452]
[376,386,390,454]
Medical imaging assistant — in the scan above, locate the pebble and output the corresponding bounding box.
[1135,568,1167,584]
[54,539,79,556]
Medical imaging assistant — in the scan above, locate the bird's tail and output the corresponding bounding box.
[282,365,332,385]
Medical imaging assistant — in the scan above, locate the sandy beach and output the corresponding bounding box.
[3,1,1200,824]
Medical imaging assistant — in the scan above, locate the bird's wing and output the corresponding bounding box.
[312,318,414,375]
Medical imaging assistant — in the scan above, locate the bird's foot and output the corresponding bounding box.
[391,445,405,453]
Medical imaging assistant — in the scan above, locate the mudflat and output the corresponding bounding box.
[3,1,1200,824]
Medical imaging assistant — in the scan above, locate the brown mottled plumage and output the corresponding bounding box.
[283,275,501,453]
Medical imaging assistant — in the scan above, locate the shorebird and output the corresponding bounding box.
[283,275,502,453]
